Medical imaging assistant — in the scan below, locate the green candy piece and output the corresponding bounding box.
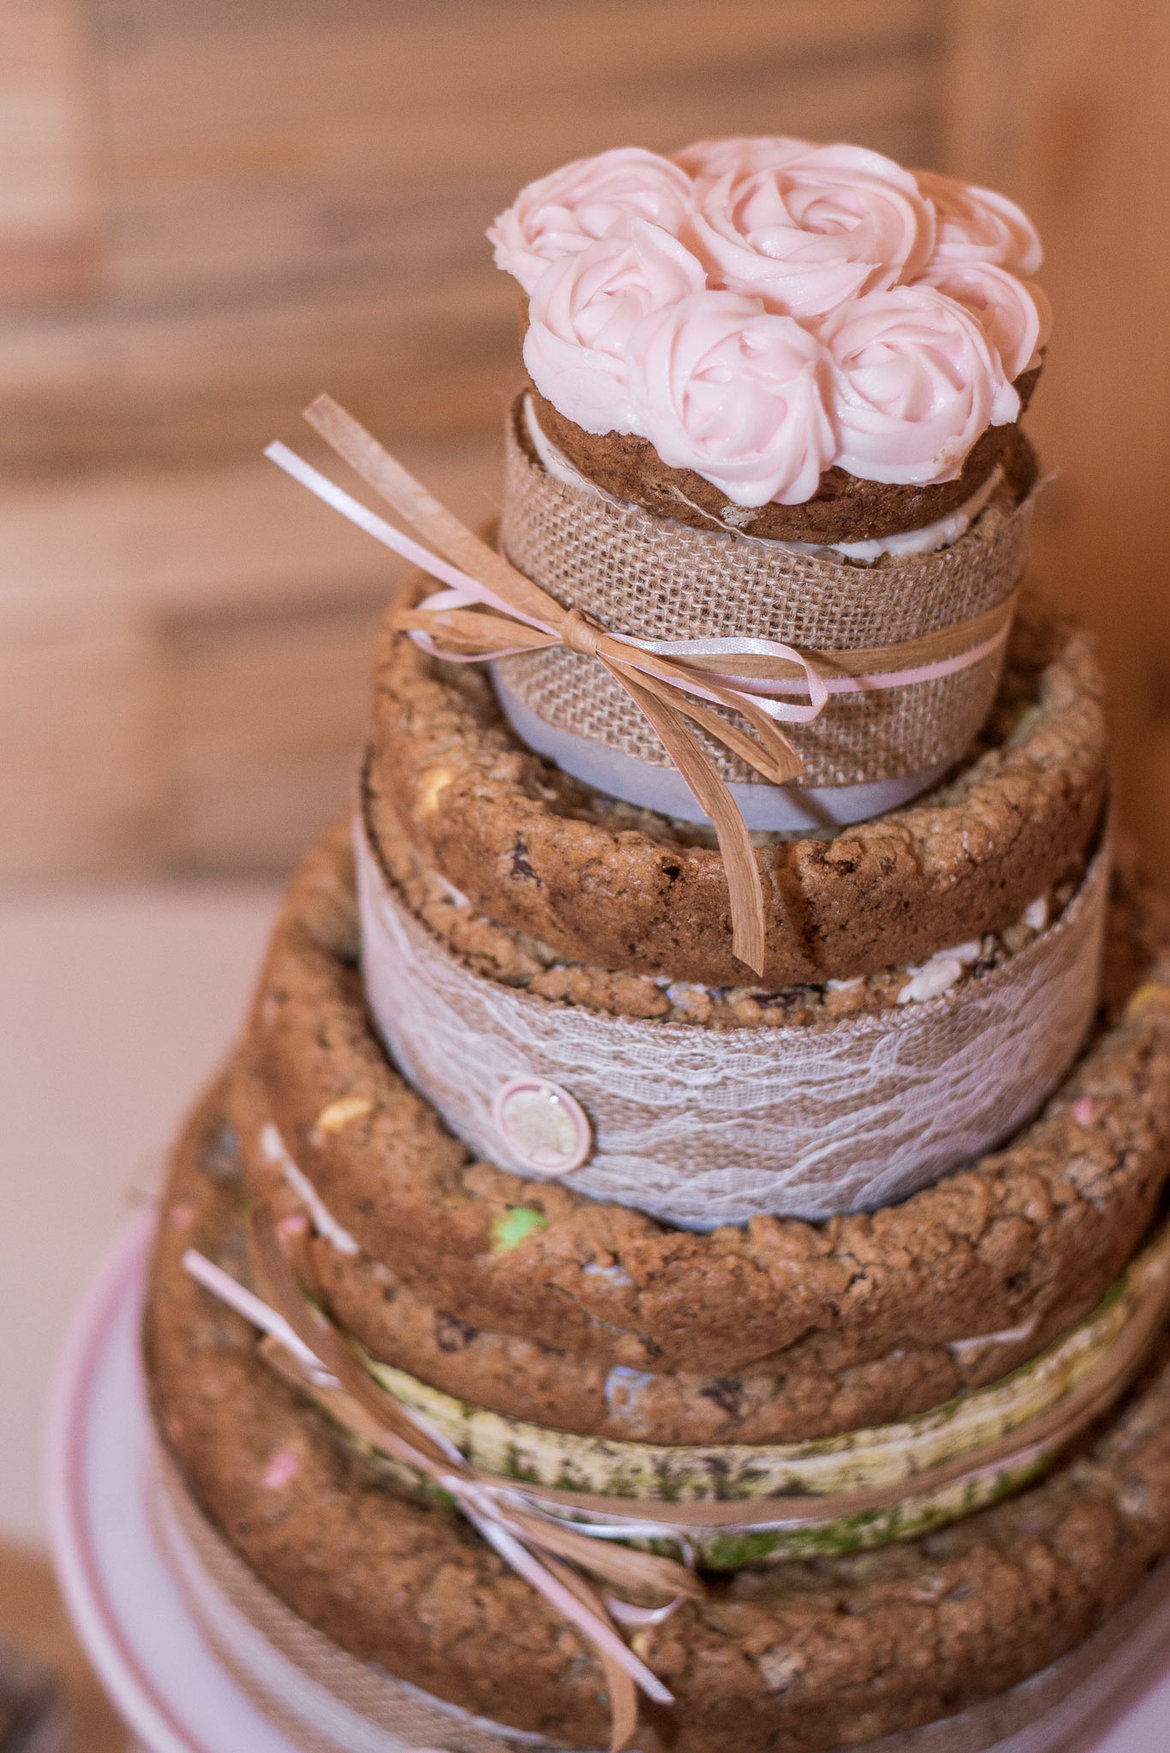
[490,1207,549,1253]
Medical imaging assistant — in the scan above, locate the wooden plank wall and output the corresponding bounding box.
[942,0,1170,876]
[0,0,943,472]
[0,0,950,881]
[0,0,95,304]
[0,0,1165,884]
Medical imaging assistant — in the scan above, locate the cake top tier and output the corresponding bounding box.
[489,139,1049,508]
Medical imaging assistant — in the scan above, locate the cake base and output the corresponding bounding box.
[45,1210,1170,1753]
[142,1085,1170,1753]
[152,1441,1170,1753]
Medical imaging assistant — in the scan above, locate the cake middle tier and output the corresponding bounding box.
[239,1074,1169,1450]
[357,778,1109,1226]
[369,590,1106,987]
[232,819,1170,1377]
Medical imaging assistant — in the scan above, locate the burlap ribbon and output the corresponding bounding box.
[266,397,1023,974]
[149,1437,1170,1753]
[498,397,1034,804]
[183,1207,1170,1750]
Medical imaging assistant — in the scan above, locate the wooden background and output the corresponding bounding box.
[2,0,1167,885]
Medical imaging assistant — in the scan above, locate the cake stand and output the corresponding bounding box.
[45,1215,315,1753]
[44,1219,1170,1753]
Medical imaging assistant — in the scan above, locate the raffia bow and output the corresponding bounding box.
[267,395,845,973]
[182,1205,1170,1752]
[185,1219,700,1753]
[267,396,1022,973]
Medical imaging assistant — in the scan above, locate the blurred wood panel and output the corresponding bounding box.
[0,437,492,881]
[0,272,517,472]
[0,0,958,885]
[98,9,934,292]
[0,1540,124,1752]
[0,0,1166,888]
[160,595,387,873]
[0,0,946,474]
[0,0,97,303]
[943,0,1170,880]
[104,59,931,300]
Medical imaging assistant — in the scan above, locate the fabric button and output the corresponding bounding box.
[491,1076,592,1176]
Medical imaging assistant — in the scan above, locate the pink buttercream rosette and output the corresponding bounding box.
[488,138,1049,507]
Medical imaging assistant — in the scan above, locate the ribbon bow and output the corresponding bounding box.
[184,1201,1170,1753]
[267,396,838,973]
[185,1220,700,1753]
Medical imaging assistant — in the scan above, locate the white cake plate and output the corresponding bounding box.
[43,1220,1170,1753]
[44,1215,307,1753]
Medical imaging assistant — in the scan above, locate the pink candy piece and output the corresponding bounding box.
[1072,1096,1099,1127]
[262,1450,301,1490]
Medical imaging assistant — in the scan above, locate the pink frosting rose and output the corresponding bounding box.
[690,143,937,318]
[672,135,810,178]
[915,169,1042,275]
[488,147,693,294]
[627,291,836,505]
[523,224,706,435]
[820,284,1019,485]
[917,259,1052,379]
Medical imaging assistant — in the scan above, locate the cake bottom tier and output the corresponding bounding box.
[151,1435,1170,1753]
[148,1088,1170,1753]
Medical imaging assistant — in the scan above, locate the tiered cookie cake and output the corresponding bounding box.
[145,138,1170,1753]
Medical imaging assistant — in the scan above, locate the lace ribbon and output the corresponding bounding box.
[356,810,1110,1227]
[266,396,1018,974]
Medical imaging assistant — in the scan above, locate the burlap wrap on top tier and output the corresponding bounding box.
[495,398,1036,826]
[356,813,1109,1230]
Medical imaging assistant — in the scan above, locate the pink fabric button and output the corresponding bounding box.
[491,1076,593,1176]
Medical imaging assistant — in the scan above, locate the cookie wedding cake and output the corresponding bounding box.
[144,137,1170,1753]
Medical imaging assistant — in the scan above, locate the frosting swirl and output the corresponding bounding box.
[917,260,1051,379]
[628,292,836,504]
[491,139,1047,503]
[690,143,936,317]
[821,284,1018,485]
[488,147,693,294]
[522,224,706,435]
[671,135,810,178]
[914,169,1042,275]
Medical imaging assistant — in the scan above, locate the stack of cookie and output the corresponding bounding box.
[145,139,1170,1753]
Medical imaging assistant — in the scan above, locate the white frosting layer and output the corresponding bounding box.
[523,394,1002,562]
[490,139,1047,506]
